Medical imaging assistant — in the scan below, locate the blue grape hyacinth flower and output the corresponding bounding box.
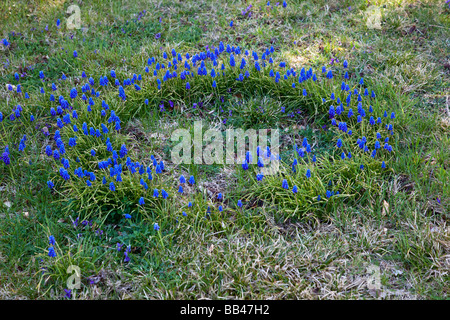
[48,246,57,257]
[47,180,54,189]
[306,169,311,178]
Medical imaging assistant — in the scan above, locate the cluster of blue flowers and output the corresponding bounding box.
[0,31,397,230]
[213,57,393,203]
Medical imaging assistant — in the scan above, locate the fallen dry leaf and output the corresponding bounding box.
[382,200,389,216]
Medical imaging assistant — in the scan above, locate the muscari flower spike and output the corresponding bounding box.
[48,246,57,258]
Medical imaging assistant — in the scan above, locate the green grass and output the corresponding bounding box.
[0,0,449,300]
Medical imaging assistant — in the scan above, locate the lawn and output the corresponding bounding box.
[0,0,449,300]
